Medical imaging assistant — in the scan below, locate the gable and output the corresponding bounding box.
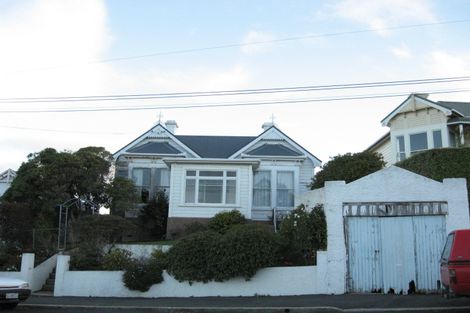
[113,124,199,159]
[381,95,453,127]
[229,126,321,165]
[246,143,302,157]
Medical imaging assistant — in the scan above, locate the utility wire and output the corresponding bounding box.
[6,18,470,74]
[1,89,469,114]
[0,125,124,135]
[1,76,470,103]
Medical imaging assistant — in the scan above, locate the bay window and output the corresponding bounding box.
[410,132,428,155]
[253,169,295,209]
[276,171,294,207]
[131,167,170,203]
[184,170,237,205]
[253,171,271,207]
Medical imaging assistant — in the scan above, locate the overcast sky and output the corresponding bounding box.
[1,0,470,170]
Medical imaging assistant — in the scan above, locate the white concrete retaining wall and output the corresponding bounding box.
[0,253,57,292]
[31,254,57,291]
[54,251,328,297]
[105,244,171,258]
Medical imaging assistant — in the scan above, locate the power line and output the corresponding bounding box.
[0,125,125,135]
[1,76,470,104]
[1,89,469,114]
[6,18,470,74]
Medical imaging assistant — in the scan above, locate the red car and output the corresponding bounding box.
[440,229,470,297]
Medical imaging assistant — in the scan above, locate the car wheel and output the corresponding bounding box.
[1,302,19,309]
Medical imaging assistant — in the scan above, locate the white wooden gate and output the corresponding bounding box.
[345,202,447,294]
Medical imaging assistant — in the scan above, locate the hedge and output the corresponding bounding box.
[397,147,470,199]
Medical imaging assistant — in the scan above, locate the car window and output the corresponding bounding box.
[441,233,454,261]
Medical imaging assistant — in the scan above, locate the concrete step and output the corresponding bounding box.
[46,278,55,285]
[41,284,54,292]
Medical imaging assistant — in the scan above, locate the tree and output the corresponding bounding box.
[139,190,169,240]
[310,151,385,189]
[106,177,138,217]
[0,146,138,253]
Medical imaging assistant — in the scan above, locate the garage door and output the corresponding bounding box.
[344,202,447,294]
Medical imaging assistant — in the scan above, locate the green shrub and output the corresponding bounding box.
[167,224,277,283]
[183,221,208,236]
[139,190,169,240]
[69,244,103,270]
[167,231,221,283]
[310,151,385,189]
[122,257,164,292]
[212,224,278,281]
[397,147,470,200]
[278,204,327,265]
[149,249,169,269]
[208,210,246,234]
[102,248,132,270]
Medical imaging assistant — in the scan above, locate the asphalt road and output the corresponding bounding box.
[6,294,470,313]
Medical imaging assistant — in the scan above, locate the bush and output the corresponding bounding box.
[310,151,385,189]
[208,210,246,234]
[149,249,169,269]
[102,248,132,270]
[0,241,21,271]
[167,231,220,283]
[167,224,277,283]
[278,204,327,265]
[212,224,278,281]
[69,244,103,270]
[122,257,163,292]
[139,190,169,240]
[183,221,208,236]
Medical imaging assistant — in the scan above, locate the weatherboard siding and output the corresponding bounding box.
[299,159,315,193]
[390,108,447,131]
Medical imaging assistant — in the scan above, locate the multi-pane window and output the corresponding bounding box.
[410,132,428,155]
[276,171,294,207]
[253,170,295,208]
[433,130,443,148]
[253,171,271,207]
[131,167,170,203]
[396,136,406,161]
[184,170,237,204]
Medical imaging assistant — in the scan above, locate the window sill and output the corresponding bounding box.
[179,203,241,208]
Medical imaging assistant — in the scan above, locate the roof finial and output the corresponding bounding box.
[157,112,163,124]
[270,113,276,124]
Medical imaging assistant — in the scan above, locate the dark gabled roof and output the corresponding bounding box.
[246,143,302,157]
[437,101,470,117]
[365,132,390,152]
[175,135,256,158]
[448,117,470,125]
[127,142,182,154]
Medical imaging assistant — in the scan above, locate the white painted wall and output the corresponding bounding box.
[105,244,171,258]
[0,253,57,292]
[297,166,470,294]
[31,254,57,291]
[54,252,329,297]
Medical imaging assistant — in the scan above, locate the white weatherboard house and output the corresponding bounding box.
[113,121,321,237]
[367,93,470,165]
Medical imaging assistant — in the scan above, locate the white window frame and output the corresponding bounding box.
[409,131,428,156]
[252,166,299,210]
[128,164,171,202]
[184,169,239,206]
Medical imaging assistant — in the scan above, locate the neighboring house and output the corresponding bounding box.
[367,93,470,165]
[113,120,321,237]
[0,168,16,197]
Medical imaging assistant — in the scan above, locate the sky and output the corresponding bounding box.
[1,0,470,171]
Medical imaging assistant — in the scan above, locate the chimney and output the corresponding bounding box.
[261,121,276,131]
[165,120,178,134]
